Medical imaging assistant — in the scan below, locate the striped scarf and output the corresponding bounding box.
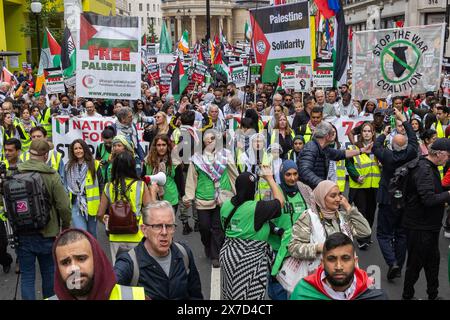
[191,149,228,183]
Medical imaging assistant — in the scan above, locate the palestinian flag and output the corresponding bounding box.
[178,30,189,54]
[61,26,76,79]
[212,44,229,79]
[275,74,282,92]
[36,28,61,94]
[197,49,205,64]
[332,0,349,85]
[79,13,139,52]
[171,57,188,101]
[250,2,311,83]
[0,66,18,87]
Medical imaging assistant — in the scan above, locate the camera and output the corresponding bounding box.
[269,222,284,236]
[383,108,395,124]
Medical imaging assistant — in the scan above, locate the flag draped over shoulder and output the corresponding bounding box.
[171,56,188,101]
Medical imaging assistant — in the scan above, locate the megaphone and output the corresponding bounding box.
[144,172,166,186]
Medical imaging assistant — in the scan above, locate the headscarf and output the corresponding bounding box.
[280,160,299,194]
[293,135,305,144]
[231,172,257,207]
[112,135,135,156]
[52,228,116,300]
[312,180,340,219]
[362,99,378,114]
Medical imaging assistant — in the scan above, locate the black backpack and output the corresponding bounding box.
[388,157,420,211]
[3,171,51,233]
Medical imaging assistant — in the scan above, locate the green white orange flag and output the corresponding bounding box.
[36,28,61,95]
[178,30,189,54]
[245,21,252,42]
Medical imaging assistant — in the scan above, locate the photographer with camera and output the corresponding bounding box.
[220,166,284,300]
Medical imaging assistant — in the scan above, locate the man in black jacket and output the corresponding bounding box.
[372,108,418,282]
[114,201,203,300]
[401,138,450,300]
[298,121,372,189]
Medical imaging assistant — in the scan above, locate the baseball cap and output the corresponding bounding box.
[374,107,385,116]
[430,138,450,152]
[425,91,435,98]
[29,140,50,156]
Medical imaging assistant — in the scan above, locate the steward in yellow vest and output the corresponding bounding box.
[50,228,146,300]
[345,144,380,249]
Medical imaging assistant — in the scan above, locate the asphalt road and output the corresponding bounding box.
[0,211,449,300]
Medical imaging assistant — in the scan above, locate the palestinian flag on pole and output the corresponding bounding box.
[36,28,61,95]
[178,30,189,54]
[275,73,282,92]
[171,56,188,101]
[212,43,229,79]
[61,26,76,79]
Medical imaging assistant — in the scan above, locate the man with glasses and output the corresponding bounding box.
[284,94,295,115]
[114,201,203,300]
[264,93,288,116]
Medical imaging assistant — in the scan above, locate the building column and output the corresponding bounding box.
[176,16,182,41]
[226,16,232,44]
[190,16,197,46]
[218,16,223,33]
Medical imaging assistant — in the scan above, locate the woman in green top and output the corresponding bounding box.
[183,130,238,268]
[95,126,115,182]
[143,133,184,218]
[220,166,285,300]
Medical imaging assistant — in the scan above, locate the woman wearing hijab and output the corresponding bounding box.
[287,135,305,163]
[287,180,371,290]
[220,166,285,300]
[104,135,135,182]
[50,228,146,300]
[267,160,312,300]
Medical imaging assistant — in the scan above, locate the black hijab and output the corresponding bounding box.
[231,172,257,207]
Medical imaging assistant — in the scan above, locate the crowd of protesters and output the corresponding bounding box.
[0,67,449,300]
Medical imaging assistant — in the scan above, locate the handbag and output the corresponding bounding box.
[107,180,139,234]
[276,256,320,294]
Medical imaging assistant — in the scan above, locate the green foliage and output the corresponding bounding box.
[20,0,63,43]
[148,21,159,43]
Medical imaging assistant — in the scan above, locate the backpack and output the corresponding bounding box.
[388,157,420,211]
[107,180,139,234]
[3,171,51,234]
[128,242,190,286]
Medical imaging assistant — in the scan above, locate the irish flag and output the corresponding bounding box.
[36,28,61,95]
[171,56,188,101]
[178,30,189,54]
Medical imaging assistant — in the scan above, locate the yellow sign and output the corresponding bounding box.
[83,0,116,16]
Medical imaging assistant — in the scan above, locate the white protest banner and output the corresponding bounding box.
[192,63,207,84]
[228,66,248,88]
[158,53,176,76]
[352,24,445,100]
[313,61,333,88]
[281,64,296,90]
[76,13,141,99]
[294,64,311,92]
[52,116,149,164]
[250,1,311,83]
[44,68,66,94]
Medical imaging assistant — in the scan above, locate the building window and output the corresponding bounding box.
[139,3,143,11]
[147,4,150,11]
[382,15,405,29]
[158,18,160,25]
[128,3,131,11]
[157,4,160,10]
[153,4,156,11]
[141,17,144,25]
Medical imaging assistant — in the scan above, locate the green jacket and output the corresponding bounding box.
[17,159,71,238]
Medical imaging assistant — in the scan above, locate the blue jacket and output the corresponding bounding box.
[114,240,203,300]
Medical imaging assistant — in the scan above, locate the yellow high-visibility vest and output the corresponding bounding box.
[270,129,295,145]
[348,145,381,189]
[69,161,101,217]
[40,107,52,140]
[17,122,36,152]
[336,160,347,192]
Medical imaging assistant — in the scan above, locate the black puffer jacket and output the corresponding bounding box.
[298,139,346,189]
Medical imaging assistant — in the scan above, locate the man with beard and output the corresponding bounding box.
[213,88,227,111]
[290,232,388,300]
[54,94,79,117]
[50,229,146,300]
